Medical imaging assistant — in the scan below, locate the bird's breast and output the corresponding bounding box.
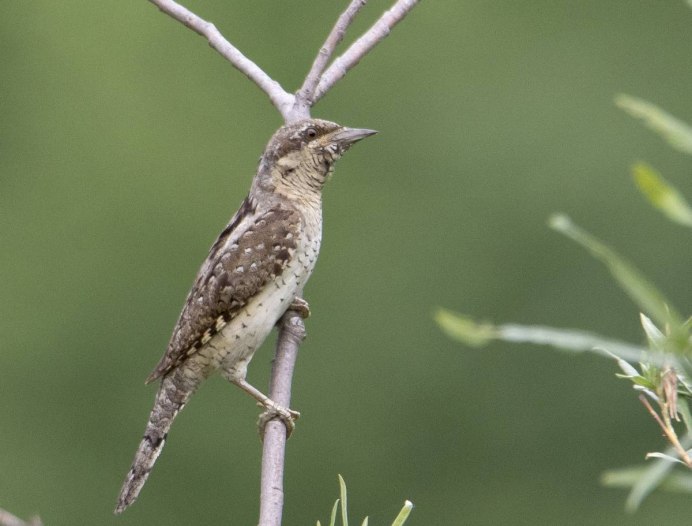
[208,211,322,380]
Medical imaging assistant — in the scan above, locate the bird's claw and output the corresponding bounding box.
[288,297,311,319]
[257,401,301,439]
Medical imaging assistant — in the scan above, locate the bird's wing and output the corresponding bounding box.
[145,197,301,383]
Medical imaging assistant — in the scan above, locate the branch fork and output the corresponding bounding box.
[149,0,419,123]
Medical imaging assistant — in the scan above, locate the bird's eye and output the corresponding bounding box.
[305,127,318,139]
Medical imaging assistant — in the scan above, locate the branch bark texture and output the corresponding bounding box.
[297,0,368,107]
[258,311,306,526]
[314,0,421,102]
[148,0,294,118]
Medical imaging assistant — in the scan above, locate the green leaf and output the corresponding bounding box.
[434,308,497,347]
[631,163,692,227]
[548,214,685,340]
[338,475,348,526]
[435,308,650,362]
[615,94,692,155]
[658,472,692,492]
[391,500,414,526]
[645,452,688,465]
[678,401,692,433]
[329,499,339,526]
[609,350,640,377]
[639,313,665,347]
[602,460,675,512]
[602,443,692,512]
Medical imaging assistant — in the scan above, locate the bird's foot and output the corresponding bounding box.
[227,376,301,439]
[257,401,301,440]
[288,297,311,319]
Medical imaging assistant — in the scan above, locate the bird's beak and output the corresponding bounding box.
[328,127,378,149]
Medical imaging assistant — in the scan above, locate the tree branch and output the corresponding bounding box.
[314,0,420,102]
[147,0,295,119]
[147,0,421,121]
[258,310,306,526]
[297,0,368,107]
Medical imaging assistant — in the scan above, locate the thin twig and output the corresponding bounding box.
[639,395,692,468]
[297,0,368,106]
[314,0,420,102]
[258,310,306,526]
[147,0,295,119]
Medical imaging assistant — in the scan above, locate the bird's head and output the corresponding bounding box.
[254,119,376,200]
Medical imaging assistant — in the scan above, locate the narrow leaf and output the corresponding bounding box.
[603,435,692,511]
[498,324,647,360]
[639,313,664,345]
[678,402,692,434]
[632,163,692,227]
[338,475,348,526]
[436,308,650,360]
[604,466,692,494]
[329,499,340,526]
[434,308,497,347]
[645,452,688,465]
[361,517,369,526]
[391,500,414,526]
[601,465,649,488]
[613,355,640,378]
[548,214,684,333]
[603,457,675,512]
[658,473,692,493]
[603,455,692,512]
[615,94,692,155]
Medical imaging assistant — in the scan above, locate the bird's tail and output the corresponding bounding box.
[115,372,195,514]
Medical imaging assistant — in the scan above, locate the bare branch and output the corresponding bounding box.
[148,0,295,119]
[147,0,420,122]
[314,0,420,102]
[297,0,368,106]
[258,309,306,526]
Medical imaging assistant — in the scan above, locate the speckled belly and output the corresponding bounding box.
[205,234,319,382]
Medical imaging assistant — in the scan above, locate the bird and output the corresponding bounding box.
[114,118,376,514]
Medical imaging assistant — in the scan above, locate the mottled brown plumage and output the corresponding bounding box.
[115,119,376,514]
[146,202,300,382]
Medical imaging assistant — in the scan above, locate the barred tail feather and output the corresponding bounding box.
[115,373,194,514]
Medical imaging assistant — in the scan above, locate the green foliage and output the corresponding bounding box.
[631,163,692,227]
[602,454,692,513]
[548,214,686,341]
[437,94,692,511]
[615,94,692,155]
[316,476,412,526]
[437,215,692,510]
[434,308,497,348]
[435,308,651,362]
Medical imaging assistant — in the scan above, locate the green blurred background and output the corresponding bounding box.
[2,1,691,524]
